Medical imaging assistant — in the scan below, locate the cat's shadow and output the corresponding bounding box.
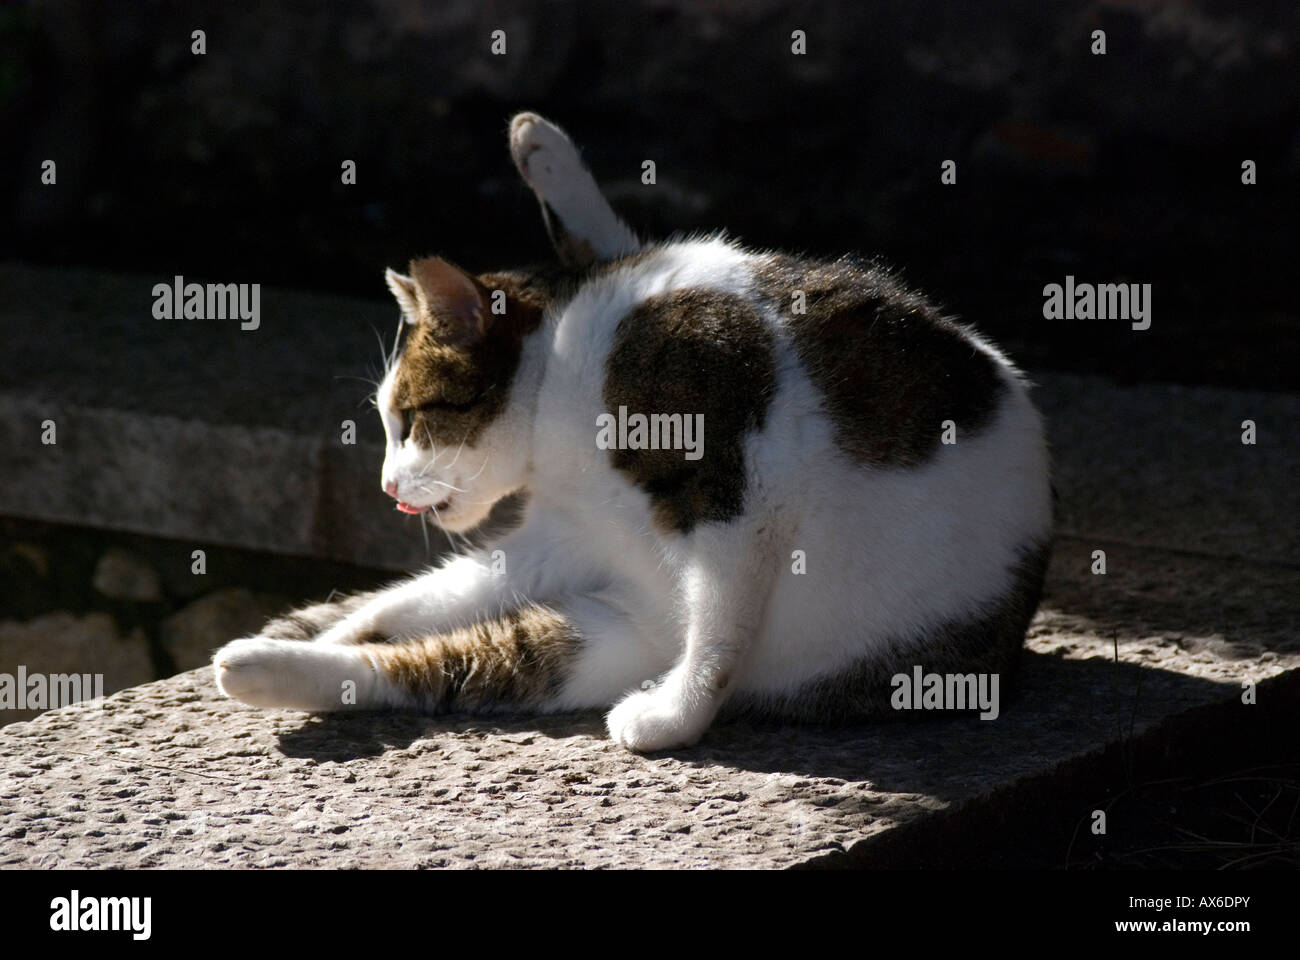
[273,708,607,762]
[273,651,1233,803]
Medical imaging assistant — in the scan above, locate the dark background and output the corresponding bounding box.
[3,0,1297,390]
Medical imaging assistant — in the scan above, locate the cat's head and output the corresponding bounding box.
[376,111,633,531]
[377,257,550,532]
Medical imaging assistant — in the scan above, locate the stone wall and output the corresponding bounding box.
[0,517,392,725]
[3,0,1297,388]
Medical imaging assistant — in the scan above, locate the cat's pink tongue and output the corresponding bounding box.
[396,502,426,515]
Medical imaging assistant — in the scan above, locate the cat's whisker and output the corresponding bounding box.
[418,507,431,556]
[422,423,439,465]
[407,425,474,493]
[426,500,464,557]
[388,315,405,372]
[445,429,471,471]
[370,324,398,380]
[417,480,466,495]
[415,449,445,479]
[333,372,383,412]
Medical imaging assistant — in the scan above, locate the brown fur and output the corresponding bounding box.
[593,248,659,276]
[389,264,577,449]
[754,253,1006,467]
[363,603,582,711]
[603,289,777,535]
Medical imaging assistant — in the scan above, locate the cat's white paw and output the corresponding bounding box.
[606,685,710,753]
[508,111,639,261]
[213,636,368,711]
[509,112,580,191]
[213,637,297,707]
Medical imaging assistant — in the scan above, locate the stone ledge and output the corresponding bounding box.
[1,589,1293,868]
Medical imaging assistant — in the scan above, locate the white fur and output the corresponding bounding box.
[509,112,641,261]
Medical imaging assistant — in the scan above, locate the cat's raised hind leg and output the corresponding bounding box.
[509,111,641,266]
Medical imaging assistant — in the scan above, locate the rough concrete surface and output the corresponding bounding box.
[0,532,1294,868]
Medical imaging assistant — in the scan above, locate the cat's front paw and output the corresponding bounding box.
[213,637,295,707]
[606,685,710,753]
[213,636,366,711]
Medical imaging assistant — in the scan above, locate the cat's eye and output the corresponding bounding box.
[421,395,483,415]
[397,395,481,442]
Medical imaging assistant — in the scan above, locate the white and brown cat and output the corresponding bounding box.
[213,112,1053,752]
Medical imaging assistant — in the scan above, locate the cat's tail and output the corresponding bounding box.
[508,111,642,267]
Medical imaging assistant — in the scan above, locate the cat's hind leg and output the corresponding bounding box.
[508,111,641,265]
[252,588,390,643]
[214,593,667,715]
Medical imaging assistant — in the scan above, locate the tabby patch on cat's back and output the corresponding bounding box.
[603,287,777,534]
[755,253,1008,467]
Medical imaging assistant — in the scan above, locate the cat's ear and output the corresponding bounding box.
[508,111,641,267]
[406,256,491,345]
[385,268,421,325]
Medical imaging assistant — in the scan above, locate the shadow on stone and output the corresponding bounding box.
[274,708,608,762]
[1039,540,1300,659]
[269,651,1229,805]
[642,653,1232,797]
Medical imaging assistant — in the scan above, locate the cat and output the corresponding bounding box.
[212,112,1054,752]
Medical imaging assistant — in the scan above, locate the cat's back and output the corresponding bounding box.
[750,252,1026,468]
[537,235,1050,536]
[545,236,1038,459]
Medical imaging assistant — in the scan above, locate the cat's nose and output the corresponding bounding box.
[384,481,398,498]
